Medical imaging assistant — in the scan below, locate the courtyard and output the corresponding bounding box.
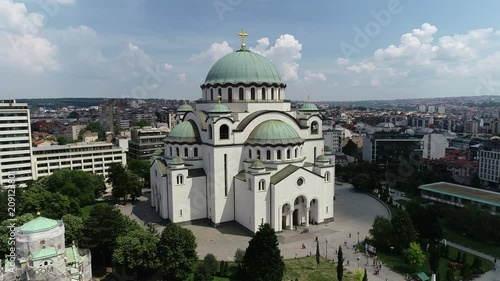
[117,183,404,280]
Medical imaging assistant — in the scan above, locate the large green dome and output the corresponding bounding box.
[247,120,303,146]
[166,120,201,144]
[203,50,283,86]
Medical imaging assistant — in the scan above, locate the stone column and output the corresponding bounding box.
[288,211,293,230]
[305,207,310,227]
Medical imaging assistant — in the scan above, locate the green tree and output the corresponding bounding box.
[44,169,106,206]
[362,268,368,281]
[127,159,151,188]
[369,216,392,251]
[0,188,11,222]
[234,248,245,271]
[80,205,127,266]
[456,251,462,262]
[351,173,374,192]
[133,119,150,127]
[461,253,467,265]
[403,242,426,270]
[157,223,197,281]
[429,242,441,274]
[219,261,226,277]
[112,229,160,276]
[470,174,482,188]
[391,210,419,252]
[242,223,285,281]
[18,184,80,218]
[203,254,218,276]
[107,164,142,201]
[315,240,320,268]
[57,136,68,145]
[79,122,105,140]
[195,264,214,281]
[461,264,471,279]
[342,139,359,158]
[62,214,84,245]
[337,246,344,281]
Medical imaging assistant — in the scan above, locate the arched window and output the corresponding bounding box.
[251,88,255,100]
[271,88,274,99]
[325,171,330,182]
[262,88,266,100]
[184,147,188,157]
[219,124,229,139]
[295,148,298,158]
[259,179,266,191]
[218,88,222,99]
[176,174,183,185]
[208,125,213,139]
[169,147,172,156]
[287,149,291,159]
[228,88,233,102]
[194,147,198,157]
[249,149,252,159]
[176,147,179,156]
[277,150,282,160]
[266,150,271,160]
[210,89,214,100]
[311,121,319,134]
[239,88,244,100]
[257,150,261,159]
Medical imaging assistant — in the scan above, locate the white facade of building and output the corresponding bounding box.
[0,100,34,187]
[422,134,447,159]
[479,145,500,186]
[150,41,335,233]
[32,142,126,180]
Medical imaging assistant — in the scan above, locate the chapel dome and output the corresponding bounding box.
[177,103,194,112]
[299,102,319,112]
[18,216,60,234]
[165,120,201,144]
[209,103,231,113]
[203,50,284,86]
[246,120,303,146]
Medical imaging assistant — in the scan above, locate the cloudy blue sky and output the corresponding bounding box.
[2,0,500,101]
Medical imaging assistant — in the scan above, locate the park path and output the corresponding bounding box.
[443,241,499,281]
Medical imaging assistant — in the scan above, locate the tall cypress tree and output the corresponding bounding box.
[429,242,441,273]
[242,223,285,281]
[316,240,320,268]
[337,246,344,281]
[362,268,368,281]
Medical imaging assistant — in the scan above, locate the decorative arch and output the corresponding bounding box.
[239,87,244,100]
[294,147,299,158]
[262,87,266,100]
[228,88,233,102]
[194,147,199,157]
[311,121,319,135]
[286,149,291,159]
[258,179,266,191]
[324,171,330,182]
[277,150,282,160]
[184,147,188,157]
[251,88,256,100]
[309,198,319,225]
[266,149,271,160]
[219,124,229,140]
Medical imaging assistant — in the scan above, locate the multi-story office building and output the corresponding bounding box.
[362,132,424,163]
[0,100,34,187]
[128,126,167,160]
[32,142,126,180]
[131,113,157,127]
[478,140,500,189]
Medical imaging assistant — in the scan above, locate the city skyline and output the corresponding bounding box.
[2,0,500,101]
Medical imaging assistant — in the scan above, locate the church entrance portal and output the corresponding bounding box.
[293,209,298,226]
[310,199,318,224]
[282,204,291,230]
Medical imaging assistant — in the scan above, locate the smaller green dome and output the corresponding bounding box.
[170,156,184,166]
[209,103,231,113]
[250,159,266,170]
[19,216,60,234]
[166,120,200,144]
[177,103,194,112]
[315,154,329,163]
[247,120,303,146]
[324,146,332,152]
[299,103,319,112]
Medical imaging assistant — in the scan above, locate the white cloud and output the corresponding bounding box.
[61,25,105,65]
[0,0,58,72]
[346,61,375,73]
[55,0,76,4]
[164,63,173,71]
[303,70,327,82]
[250,34,302,81]
[336,58,349,65]
[190,41,233,63]
[177,73,187,84]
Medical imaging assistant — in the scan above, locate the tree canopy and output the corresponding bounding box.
[107,163,142,201]
[157,223,198,281]
[369,216,392,251]
[133,119,150,127]
[62,214,84,245]
[242,223,285,281]
[403,242,425,270]
[79,122,105,140]
[19,184,80,219]
[391,210,419,252]
[112,229,160,273]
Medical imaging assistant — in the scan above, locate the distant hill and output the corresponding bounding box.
[17,98,106,109]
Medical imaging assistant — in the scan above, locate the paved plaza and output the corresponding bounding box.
[118,183,405,280]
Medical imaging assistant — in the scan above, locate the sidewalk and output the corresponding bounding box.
[443,240,499,281]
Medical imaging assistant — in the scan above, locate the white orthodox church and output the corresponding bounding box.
[150,30,335,233]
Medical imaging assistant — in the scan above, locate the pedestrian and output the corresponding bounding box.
[315,236,318,242]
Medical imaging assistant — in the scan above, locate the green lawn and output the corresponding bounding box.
[80,201,112,219]
[443,226,500,259]
[189,257,361,281]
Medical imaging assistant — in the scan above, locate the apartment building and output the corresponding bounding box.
[362,132,424,163]
[0,100,34,187]
[478,140,500,189]
[128,126,167,160]
[32,142,126,180]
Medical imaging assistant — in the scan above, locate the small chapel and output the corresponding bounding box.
[150,29,336,233]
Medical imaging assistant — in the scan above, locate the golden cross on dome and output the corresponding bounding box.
[238,28,248,50]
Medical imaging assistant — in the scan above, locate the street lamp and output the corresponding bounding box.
[390,246,394,256]
[357,231,360,244]
[357,257,360,268]
[326,239,328,259]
